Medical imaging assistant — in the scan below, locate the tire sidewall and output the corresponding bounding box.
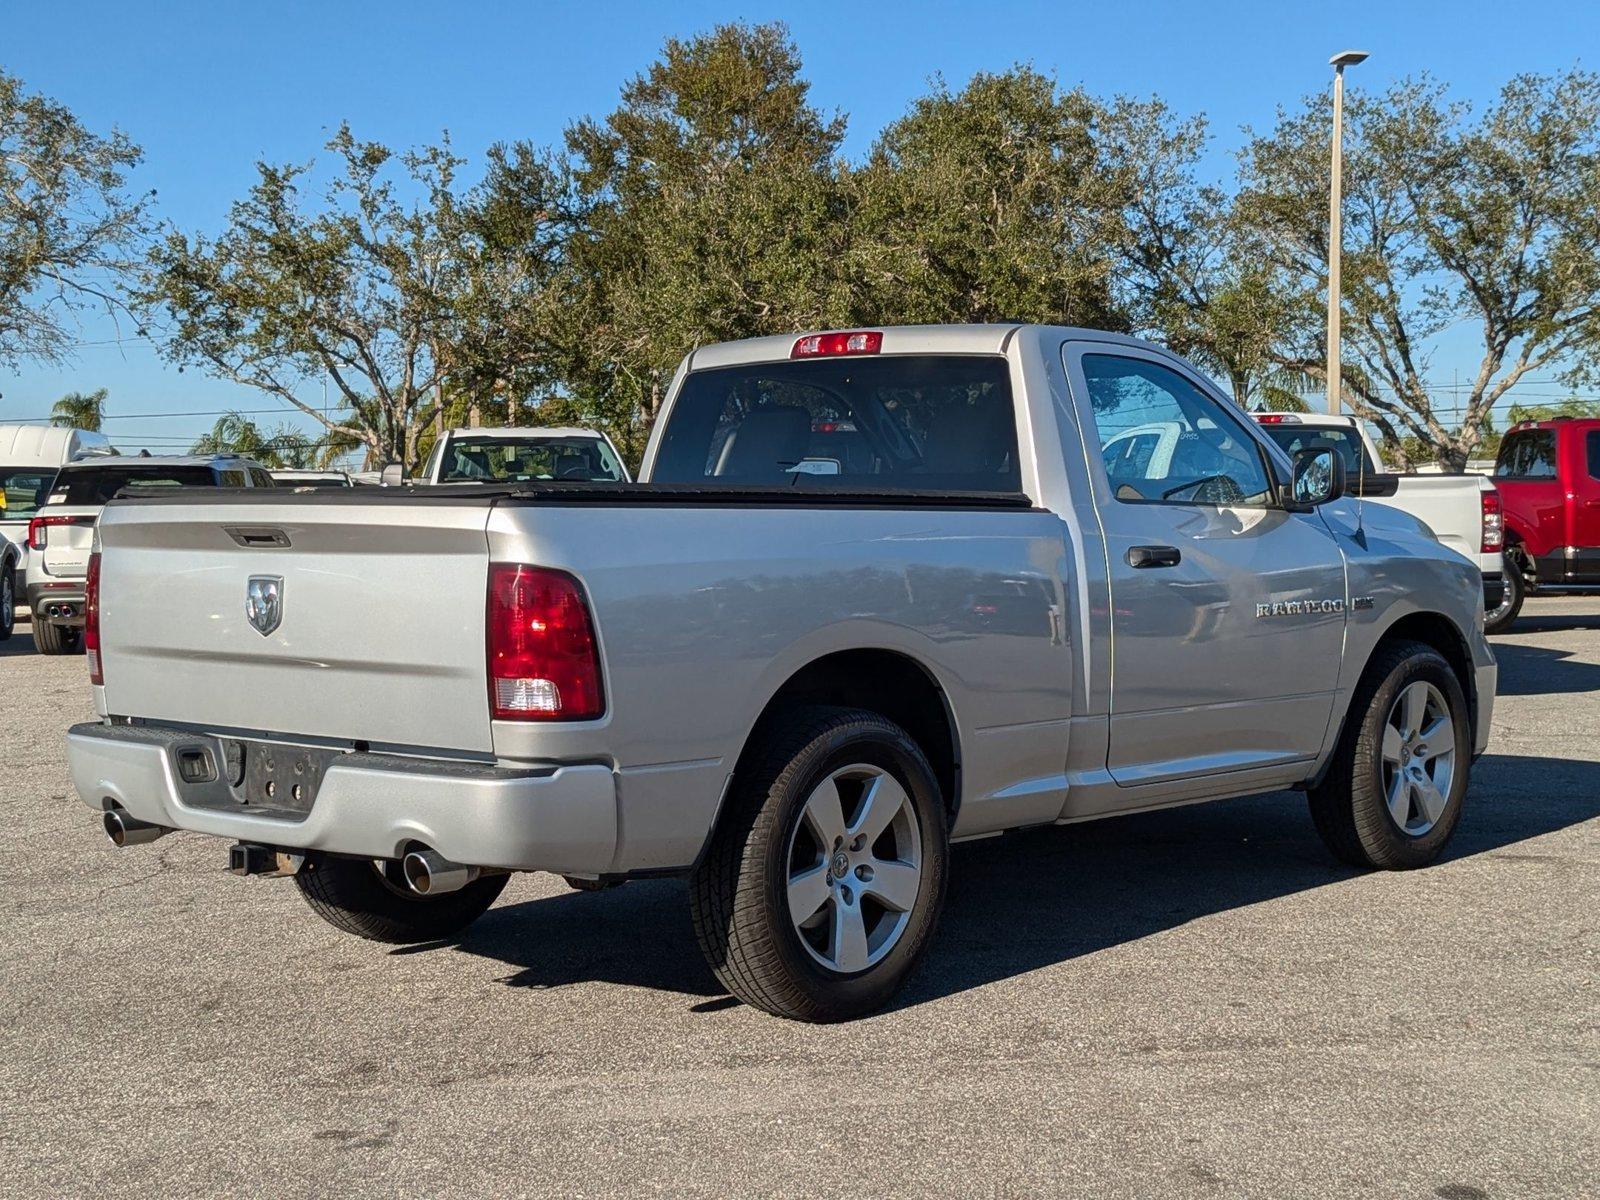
[0,565,14,640]
[757,719,948,1017]
[1483,552,1524,634]
[1356,651,1472,864]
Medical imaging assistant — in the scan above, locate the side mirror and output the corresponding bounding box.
[378,463,406,487]
[1289,447,1347,508]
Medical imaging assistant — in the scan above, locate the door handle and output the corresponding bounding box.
[1126,544,1182,569]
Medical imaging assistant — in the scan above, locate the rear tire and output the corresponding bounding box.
[294,854,508,944]
[1483,552,1524,634]
[32,618,80,655]
[689,706,949,1022]
[0,566,14,642]
[1308,640,1471,870]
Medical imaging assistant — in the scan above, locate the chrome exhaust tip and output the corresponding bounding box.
[401,848,480,896]
[103,809,170,847]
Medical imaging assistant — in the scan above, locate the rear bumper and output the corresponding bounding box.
[66,722,618,874]
[1481,572,1504,613]
[27,579,85,624]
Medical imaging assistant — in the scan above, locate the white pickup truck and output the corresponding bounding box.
[68,326,1495,1021]
[1252,414,1507,627]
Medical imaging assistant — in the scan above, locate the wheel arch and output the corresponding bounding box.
[726,647,962,826]
[1310,609,1479,788]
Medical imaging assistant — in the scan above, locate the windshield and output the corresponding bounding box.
[1258,425,1378,475]
[652,355,1020,492]
[50,464,217,505]
[1,467,58,520]
[439,436,625,483]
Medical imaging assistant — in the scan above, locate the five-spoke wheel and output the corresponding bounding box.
[1379,681,1457,836]
[786,764,923,975]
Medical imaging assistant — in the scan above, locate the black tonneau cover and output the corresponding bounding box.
[112,480,1037,510]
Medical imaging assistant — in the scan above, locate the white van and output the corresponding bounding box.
[1,425,115,639]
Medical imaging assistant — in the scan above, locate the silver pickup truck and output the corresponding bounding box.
[68,325,1495,1022]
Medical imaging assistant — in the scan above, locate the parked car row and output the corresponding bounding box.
[4,424,636,650]
[67,324,1497,1022]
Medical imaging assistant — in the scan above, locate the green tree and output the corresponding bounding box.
[137,126,555,472]
[1236,70,1600,470]
[49,387,109,431]
[523,21,851,459]
[1504,396,1600,424]
[0,70,152,366]
[848,68,1126,331]
[1104,97,1301,406]
[188,411,343,469]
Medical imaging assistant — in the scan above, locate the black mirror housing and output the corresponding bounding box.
[1288,447,1347,509]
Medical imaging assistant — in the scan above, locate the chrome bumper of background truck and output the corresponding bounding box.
[66,722,617,874]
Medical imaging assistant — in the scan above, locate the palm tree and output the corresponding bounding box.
[49,388,108,431]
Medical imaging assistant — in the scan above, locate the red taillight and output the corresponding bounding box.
[26,514,89,551]
[1254,413,1299,425]
[1481,489,1504,554]
[791,331,882,358]
[486,564,604,721]
[85,552,103,686]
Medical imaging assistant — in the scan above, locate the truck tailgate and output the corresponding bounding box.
[95,496,495,753]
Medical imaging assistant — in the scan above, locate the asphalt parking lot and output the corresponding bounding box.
[2,599,1596,1199]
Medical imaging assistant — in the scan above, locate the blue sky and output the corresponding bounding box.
[4,0,1595,450]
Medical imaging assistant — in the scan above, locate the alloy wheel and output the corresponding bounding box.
[784,763,922,974]
[1380,681,1457,836]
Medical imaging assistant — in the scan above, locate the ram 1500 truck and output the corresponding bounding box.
[67,326,1496,1022]
[1251,413,1506,625]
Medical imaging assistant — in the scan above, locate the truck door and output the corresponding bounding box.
[1570,427,1600,580]
[1062,343,1347,787]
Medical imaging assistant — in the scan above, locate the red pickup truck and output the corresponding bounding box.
[1490,417,1600,630]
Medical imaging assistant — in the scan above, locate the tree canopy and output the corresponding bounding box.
[10,27,1600,473]
[49,387,108,431]
[0,69,150,367]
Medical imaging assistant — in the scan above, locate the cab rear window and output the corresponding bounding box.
[652,356,1020,492]
[50,465,217,505]
[1495,430,1558,479]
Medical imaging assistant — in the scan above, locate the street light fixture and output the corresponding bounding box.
[1326,48,1369,414]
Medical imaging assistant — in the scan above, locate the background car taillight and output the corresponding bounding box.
[486,563,604,721]
[1481,489,1504,554]
[84,552,103,685]
[26,515,83,551]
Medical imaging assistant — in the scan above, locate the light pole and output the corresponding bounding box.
[1326,48,1369,414]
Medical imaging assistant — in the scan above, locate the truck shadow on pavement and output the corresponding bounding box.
[1488,641,1600,695]
[445,750,1599,1013]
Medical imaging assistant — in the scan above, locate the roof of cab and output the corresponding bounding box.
[443,426,606,440]
[56,453,264,471]
[684,324,1156,371]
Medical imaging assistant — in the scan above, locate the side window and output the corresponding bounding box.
[218,469,248,487]
[249,469,275,487]
[1587,431,1600,482]
[1078,354,1272,506]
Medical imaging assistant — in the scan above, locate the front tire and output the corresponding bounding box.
[1309,640,1471,869]
[689,707,949,1022]
[1483,552,1525,634]
[294,854,508,944]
